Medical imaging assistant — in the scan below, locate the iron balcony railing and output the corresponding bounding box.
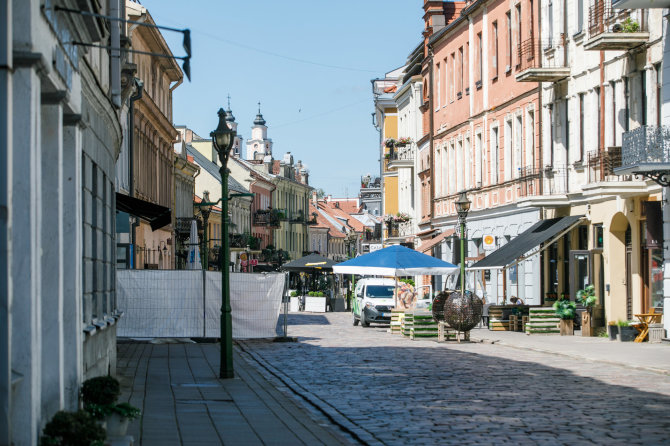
[361,176,381,189]
[541,165,569,195]
[587,147,630,182]
[621,125,670,167]
[517,38,568,72]
[588,1,646,38]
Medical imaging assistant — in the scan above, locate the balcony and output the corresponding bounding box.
[515,39,571,83]
[587,147,632,182]
[585,3,648,51]
[253,209,284,227]
[387,143,415,169]
[616,125,670,184]
[612,0,670,9]
[289,209,306,225]
[360,175,381,189]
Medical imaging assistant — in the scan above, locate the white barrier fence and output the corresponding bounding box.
[116,270,285,339]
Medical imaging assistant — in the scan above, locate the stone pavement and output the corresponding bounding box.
[240,312,670,445]
[116,341,355,446]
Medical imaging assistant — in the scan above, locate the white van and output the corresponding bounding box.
[352,278,396,327]
[352,278,434,327]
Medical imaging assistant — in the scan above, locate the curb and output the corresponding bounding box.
[237,341,384,446]
[471,335,670,376]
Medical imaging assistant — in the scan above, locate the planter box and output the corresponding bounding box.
[304,296,327,313]
[581,312,592,337]
[559,319,574,336]
[649,323,665,343]
[607,325,619,341]
[617,326,637,342]
[289,296,300,312]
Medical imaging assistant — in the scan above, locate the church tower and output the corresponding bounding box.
[245,102,273,161]
[225,95,243,158]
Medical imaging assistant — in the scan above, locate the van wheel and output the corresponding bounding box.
[353,313,359,326]
[360,312,370,327]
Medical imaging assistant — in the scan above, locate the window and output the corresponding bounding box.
[452,53,456,100]
[458,47,463,96]
[595,87,601,150]
[457,138,464,191]
[465,136,472,188]
[548,104,554,166]
[477,32,483,84]
[515,115,523,178]
[526,109,535,170]
[475,131,483,187]
[504,119,512,180]
[436,63,441,109]
[593,224,604,249]
[444,57,449,103]
[579,93,585,162]
[506,11,512,70]
[641,70,647,126]
[490,126,499,184]
[548,0,553,44]
[577,0,583,34]
[515,4,522,66]
[492,22,498,79]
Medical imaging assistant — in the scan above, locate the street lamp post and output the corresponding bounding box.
[196,191,214,270]
[211,108,236,379]
[455,191,471,298]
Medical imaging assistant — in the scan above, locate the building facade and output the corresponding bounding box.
[2,0,126,442]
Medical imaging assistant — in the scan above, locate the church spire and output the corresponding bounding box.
[253,101,266,126]
[225,94,235,123]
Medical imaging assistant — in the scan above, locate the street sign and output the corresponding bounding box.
[483,234,496,251]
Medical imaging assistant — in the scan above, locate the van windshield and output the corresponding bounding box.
[366,285,395,298]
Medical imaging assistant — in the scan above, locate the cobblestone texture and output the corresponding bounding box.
[241,312,670,445]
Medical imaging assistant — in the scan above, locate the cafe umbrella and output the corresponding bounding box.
[332,244,458,307]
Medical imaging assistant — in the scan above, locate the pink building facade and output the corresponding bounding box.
[427,0,543,303]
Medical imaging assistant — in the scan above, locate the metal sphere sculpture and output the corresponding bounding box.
[443,291,483,332]
[431,290,453,322]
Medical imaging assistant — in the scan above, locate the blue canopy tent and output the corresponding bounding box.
[333,245,458,309]
[332,245,458,276]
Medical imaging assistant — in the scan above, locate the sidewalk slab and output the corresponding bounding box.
[468,327,670,374]
[116,341,354,446]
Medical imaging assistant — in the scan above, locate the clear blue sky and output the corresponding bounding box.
[141,0,424,197]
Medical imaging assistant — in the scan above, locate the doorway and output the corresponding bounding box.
[569,250,591,300]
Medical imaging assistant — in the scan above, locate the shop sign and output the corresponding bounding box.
[250,259,258,266]
[369,244,382,252]
[483,234,496,251]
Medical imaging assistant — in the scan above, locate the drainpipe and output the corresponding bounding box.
[129,78,143,267]
[428,45,435,225]
[599,50,605,181]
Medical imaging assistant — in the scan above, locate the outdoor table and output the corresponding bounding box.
[633,313,662,343]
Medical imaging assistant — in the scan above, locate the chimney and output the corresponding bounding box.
[423,1,463,39]
[312,189,318,204]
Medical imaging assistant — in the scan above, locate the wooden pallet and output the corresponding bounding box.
[390,310,404,334]
[525,307,560,334]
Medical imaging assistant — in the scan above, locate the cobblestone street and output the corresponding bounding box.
[239,312,670,445]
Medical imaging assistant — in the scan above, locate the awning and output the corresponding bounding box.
[419,229,455,253]
[115,193,172,231]
[470,216,584,270]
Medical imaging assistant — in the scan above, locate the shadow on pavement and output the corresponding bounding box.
[242,337,670,444]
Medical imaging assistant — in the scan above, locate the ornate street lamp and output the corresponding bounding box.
[196,190,214,270]
[211,108,236,379]
[454,191,471,298]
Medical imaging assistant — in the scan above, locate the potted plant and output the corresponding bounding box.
[553,298,577,335]
[616,320,638,342]
[576,284,597,336]
[607,321,619,341]
[41,410,106,446]
[384,137,397,149]
[81,376,141,438]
